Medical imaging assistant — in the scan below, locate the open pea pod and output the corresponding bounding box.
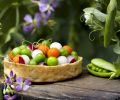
[87,58,119,79]
[87,64,114,77]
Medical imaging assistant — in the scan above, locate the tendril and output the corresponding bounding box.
[37,39,44,43]
[48,38,52,43]
[89,29,102,41]
[89,31,96,41]
[22,40,32,45]
[80,13,85,22]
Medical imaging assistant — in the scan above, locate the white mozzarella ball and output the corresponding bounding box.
[50,42,62,50]
[32,49,43,58]
[21,55,30,64]
[58,56,68,65]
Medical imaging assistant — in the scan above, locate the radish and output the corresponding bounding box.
[19,55,30,64]
[50,42,62,50]
[67,55,76,63]
[39,62,47,66]
[32,49,43,58]
[58,56,68,65]
[27,43,36,51]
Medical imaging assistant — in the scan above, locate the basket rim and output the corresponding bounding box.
[4,56,83,68]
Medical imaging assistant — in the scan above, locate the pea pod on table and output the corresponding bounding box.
[87,58,119,79]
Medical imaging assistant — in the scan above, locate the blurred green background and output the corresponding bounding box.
[0,0,117,65]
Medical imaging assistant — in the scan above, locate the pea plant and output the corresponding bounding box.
[83,0,120,78]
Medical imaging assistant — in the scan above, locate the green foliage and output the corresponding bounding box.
[83,7,106,31]
[83,0,120,65]
[0,0,30,54]
[83,0,120,49]
[0,0,117,65]
[0,0,93,56]
[113,42,120,54]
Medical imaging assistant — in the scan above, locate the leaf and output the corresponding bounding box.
[117,0,120,10]
[4,34,11,44]
[83,7,106,22]
[0,2,30,47]
[0,6,10,20]
[0,0,13,9]
[0,0,23,9]
[4,27,16,44]
[11,32,25,44]
[113,42,120,55]
[115,16,120,25]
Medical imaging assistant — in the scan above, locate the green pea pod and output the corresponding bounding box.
[91,58,116,72]
[87,65,114,77]
[104,0,117,47]
[109,72,119,79]
[87,58,118,79]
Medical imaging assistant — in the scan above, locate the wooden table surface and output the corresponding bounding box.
[15,70,120,100]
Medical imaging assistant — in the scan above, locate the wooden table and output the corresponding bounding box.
[14,71,120,100]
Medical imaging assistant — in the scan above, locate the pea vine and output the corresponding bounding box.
[83,0,120,78]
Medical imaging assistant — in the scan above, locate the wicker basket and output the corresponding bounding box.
[4,57,83,82]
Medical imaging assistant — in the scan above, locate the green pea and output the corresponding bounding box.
[20,48,31,57]
[98,68,103,72]
[95,67,99,72]
[102,70,108,73]
[87,65,114,78]
[12,47,21,56]
[19,45,27,49]
[60,48,69,56]
[34,53,46,63]
[29,59,37,65]
[91,66,96,71]
[71,51,78,60]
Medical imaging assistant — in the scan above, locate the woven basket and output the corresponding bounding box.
[4,57,83,82]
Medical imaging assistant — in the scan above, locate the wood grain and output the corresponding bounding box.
[18,71,120,100]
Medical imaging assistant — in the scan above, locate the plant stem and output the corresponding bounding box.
[16,6,19,33]
[0,86,3,100]
[104,0,117,47]
[68,21,75,48]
